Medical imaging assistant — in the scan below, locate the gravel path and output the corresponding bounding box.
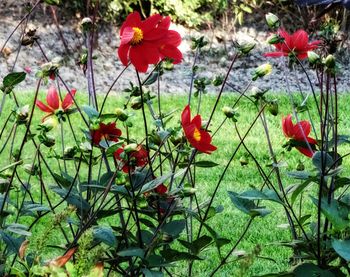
[1,9,350,95]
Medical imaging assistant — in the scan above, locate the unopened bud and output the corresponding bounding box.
[130,97,143,110]
[124,143,138,153]
[115,108,128,121]
[236,42,255,55]
[81,17,93,32]
[324,54,336,68]
[64,146,77,158]
[265,13,280,29]
[222,106,235,118]
[267,100,278,116]
[308,51,320,65]
[252,63,272,81]
[267,34,282,45]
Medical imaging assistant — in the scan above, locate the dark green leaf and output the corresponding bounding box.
[52,172,72,188]
[162,220,186,237]
[312,151,334,171]
[228,191,271,217]
[141,269,163,277]
[291,180,313,205]
[143,72,159,86]
[140,173,173,194]
[310,197,349,231]
[118,247,145,258]
[6,224,31,236]
[93,227,117,247]
[293,263,335,277]
[179,235,212,255]
[82,105,99,119]
[0,231,25,255]
[51,186,90,212]
[160,249,202,262]
[332,239,350,261]
[3,72,26,88]
[287,171,312,180]
[194,161,219,168]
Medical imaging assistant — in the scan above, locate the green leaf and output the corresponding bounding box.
[228,191,271,217]
[52,172,73,188]
[0,231,25,255]
[312,151,334,171]
[239,189,284,205]
[162,220,186,237]
[160,249,202,262]
[51,186,90,212]
[291,180,313,205]
[179,235,212,255]
[332,239,350,261]
[293,263,335,277]
[143,72,159,86]
[140,173,173,194]
[93,226,117,247]
[118,247,145,258]
[82,105,99,119]
[21,203,50,216]
[287,171,312,180]
[194,161,219,168]
[6,223,31,236]
[43,0,60,5]
[310,197,349,231]
[3,72,26,88]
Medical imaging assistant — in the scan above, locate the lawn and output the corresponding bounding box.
[1,89,350,276]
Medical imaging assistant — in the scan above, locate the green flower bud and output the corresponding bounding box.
[16,105,29,124]
[267,34,282,45]
[308,51,320,65]
[222,106,235,118]
[0,178,10,193]
[324,54,336,68]
[81,17,93,33]
[267,100,278,116]
[130,96,143,110]
[23,164,39,176]
[64,146,77,158]
[236,42,256,55]
[115,108,128,121]
[39,134,56,147]
[252,63,272,81]
[212,75,224,86]
[265,13,280,29]
[239,156,249,166]
[124,143,138,153]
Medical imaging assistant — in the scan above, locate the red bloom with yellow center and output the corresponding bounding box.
[282,114,317,158]
[181,105,217,154]
[91,122,122,145]
[114,145,149,173]
[118,11,182,72]
[36,85,76,122]
[264,29,321,60]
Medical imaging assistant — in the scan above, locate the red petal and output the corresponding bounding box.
[160,44,182,63]
[120,27,135,45]
[46,85,59,110]
[129,46,148,72]
[191,114,202,129]
[282,115,294,138]
[36,100,53,112]
[158,16,171,29]
[140,43,161,64]
[144,28,167,41]
[278,29,292,49]
[118,44,130,66]
[297,52,308,60]
[159,30,181,46]
[296,147,314,158]
[142,14,162,34]
[264,51,288,58]
[293,120,311,139]
[292,30,308,51]
[62,89,76,110]
[120,11,141,36]
[181,105,191,127]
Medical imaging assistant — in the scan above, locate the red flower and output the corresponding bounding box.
[181,105,217,154]
[154,184,167,195]
[282,114,317,157]
[114,145,149,173]
[264,29,321,60]
[91,122,122,145]
[118,11,182,73]
[36,85,76,122]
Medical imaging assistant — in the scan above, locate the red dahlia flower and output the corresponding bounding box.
[114,145,149,173]
[282,114,317,158]
[154,184,167,195]
[118,11,182,73]
[181,105,217,154]
[264,29,321,60]
[36,85,76,122]
[91,122,122,145]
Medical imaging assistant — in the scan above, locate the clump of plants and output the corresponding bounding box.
[0,1,350,276]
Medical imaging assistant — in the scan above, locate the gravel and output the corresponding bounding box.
[1,8,350,96]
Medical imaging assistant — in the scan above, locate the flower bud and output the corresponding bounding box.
[265,13,280,29]
[239,156,249,166]
[16,105,29,124]
[124,143,138,153]
[267,100,278,116]
[0,178,10,193]
[222,106,235,118]
[40,117,58,131]
[64,146,77,158]
[308,51,320,65]
[236,42,256,55]
[252,63,272,81]
[130,97,143,110]
[115,108,128,121]
[81,17,93,32]
[12,148,21,161]
[23,164,39,176]
[267,34,282,45]
[324,54,336,68]
[39,134,56,147]
[212,75,224,86]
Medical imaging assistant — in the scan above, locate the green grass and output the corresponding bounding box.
[1,90,350,276]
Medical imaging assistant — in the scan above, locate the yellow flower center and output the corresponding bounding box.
[131,27,143,45]
[193,128,201,142]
